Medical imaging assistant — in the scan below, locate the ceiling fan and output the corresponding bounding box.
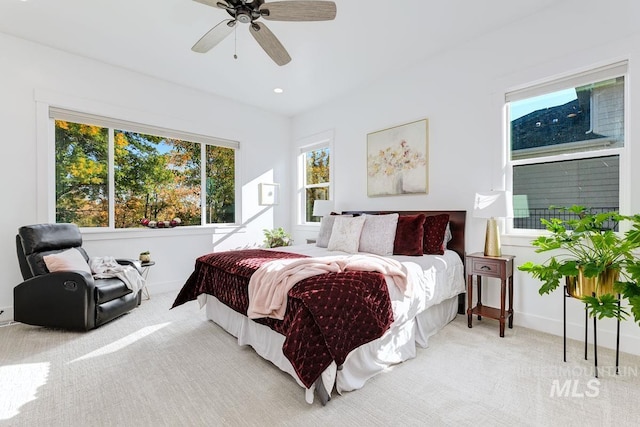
[191,0,337,66]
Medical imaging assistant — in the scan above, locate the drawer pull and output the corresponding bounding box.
[480,265,492,271]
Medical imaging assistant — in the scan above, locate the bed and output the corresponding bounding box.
[172,210,466,404]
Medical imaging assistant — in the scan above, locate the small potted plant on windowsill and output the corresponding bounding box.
[518,206,640,323]
[263,227,293,248]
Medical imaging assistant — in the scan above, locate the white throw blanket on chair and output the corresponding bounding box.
[89,256,145,294]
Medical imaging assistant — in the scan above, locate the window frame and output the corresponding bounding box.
[36,92,241,233]
[295,130,333,227]
[504,61,630,235]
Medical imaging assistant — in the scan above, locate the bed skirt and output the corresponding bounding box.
[203,293,459,403]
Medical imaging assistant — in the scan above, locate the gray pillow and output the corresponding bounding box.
[316,214,353,248]
[358,213,399,256]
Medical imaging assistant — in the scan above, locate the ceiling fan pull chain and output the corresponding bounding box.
[233,24,238,60]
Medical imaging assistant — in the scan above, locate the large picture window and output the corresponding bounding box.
[506,62,626,230]
[52,109,237,228]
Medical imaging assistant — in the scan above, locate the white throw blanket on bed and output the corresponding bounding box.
[89,256,145,294]
[247,254,409,320]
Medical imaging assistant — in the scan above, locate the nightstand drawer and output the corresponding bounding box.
[469,258,503,278]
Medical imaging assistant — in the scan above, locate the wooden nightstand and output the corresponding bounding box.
[466,252,515,337]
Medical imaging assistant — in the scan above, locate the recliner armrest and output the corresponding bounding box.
[116,258,142,274]
[14,270,97,330]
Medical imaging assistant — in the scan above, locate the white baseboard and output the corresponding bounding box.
[144,280,182,299]
[0,306,14,325]
[515,311,640,357]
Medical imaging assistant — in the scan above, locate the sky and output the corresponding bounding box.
[509,88,577,120]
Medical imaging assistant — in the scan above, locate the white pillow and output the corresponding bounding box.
[316,214,352,248]
[43,248,91,274]
[327,216,366,253]
[444,222,452,248]
[359,213,399,256]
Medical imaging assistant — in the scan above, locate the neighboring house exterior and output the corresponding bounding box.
[510,77,624,229]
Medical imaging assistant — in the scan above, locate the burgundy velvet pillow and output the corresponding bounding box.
[423,214,450,255]
[393,214,426,256]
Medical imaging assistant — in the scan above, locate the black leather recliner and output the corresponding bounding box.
[15,223,141,330]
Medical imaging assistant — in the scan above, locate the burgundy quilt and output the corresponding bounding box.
[172,249,394,388]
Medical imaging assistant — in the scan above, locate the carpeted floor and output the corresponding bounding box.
[1,292,639,427]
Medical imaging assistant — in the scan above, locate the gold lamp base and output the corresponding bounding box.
[484,217,501,257]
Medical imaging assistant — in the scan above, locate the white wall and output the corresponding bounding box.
[0,33,291,321]
[4,0,640,359]
[291,0,640,356]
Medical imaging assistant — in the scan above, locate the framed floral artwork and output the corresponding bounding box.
[367,119,429,197]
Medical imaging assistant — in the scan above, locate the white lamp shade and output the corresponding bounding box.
[473,191,512,219]
[312,200,334,217]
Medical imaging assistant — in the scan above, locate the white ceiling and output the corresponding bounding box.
[0,0,559,117]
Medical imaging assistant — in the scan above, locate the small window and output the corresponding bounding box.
[302,146,330,223]
[297,132,332,224]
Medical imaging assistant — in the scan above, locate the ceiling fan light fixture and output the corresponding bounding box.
[237,12,252,23]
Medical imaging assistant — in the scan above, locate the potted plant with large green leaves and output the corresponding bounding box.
[518,206,640,323]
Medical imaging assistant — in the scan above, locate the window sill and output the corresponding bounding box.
[81,225,245,241]
[294,224,321,232]
[501,233,539,248]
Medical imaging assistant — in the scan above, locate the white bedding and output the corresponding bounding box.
[201,244,465,403]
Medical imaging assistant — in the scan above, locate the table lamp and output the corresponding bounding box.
[312,200,334,218]
[473,191,511,257]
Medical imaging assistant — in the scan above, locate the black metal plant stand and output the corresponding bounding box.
[563,285,621,378]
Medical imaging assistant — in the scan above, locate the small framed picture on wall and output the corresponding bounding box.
[258,183,279,206]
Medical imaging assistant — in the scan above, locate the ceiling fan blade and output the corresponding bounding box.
[193,0,230,9]
[249,22,291,66]
[192,20,235,53]
[260,1,337,21]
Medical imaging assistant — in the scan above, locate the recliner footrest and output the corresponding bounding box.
[95,278,132,304]
[96,292,139,326]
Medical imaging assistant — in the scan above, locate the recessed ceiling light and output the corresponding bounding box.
[273,88,284,94]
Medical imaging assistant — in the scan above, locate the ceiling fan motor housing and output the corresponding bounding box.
[224,0,266,23]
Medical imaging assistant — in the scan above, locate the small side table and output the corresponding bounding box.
[466,252,515,337]
[140,260,155,300]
